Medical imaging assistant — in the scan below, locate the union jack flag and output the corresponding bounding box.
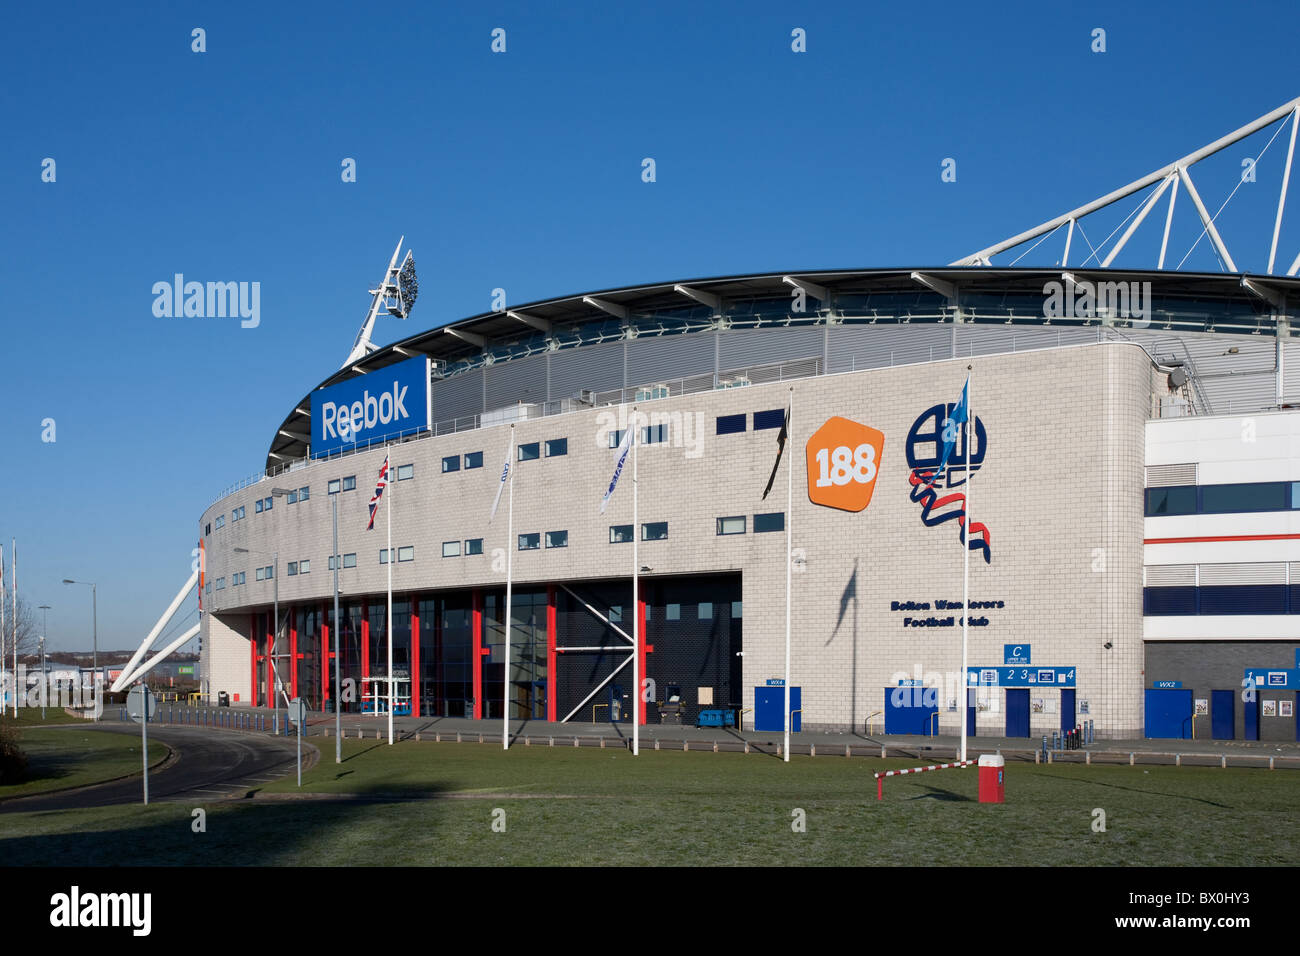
[367,454,390,530]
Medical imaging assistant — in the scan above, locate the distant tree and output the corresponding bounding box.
[0,582,41,657]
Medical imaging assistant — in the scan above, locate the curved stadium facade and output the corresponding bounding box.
[198,266,1300,741]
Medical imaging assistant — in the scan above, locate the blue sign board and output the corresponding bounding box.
[765,678,785,686]
[1004,644,1031,666]
[311,356,431,458]
[1152,680,1182,689]
[1244,668,1298,690]
[969,666,1076,688]
[896,679,923,687]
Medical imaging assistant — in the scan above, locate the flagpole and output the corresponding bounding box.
[960,367,973,764]
[632,406,640,758]
[12,539,17,718]
[504,423,514,751]
[387,458,394,746]
[783,388,793,763]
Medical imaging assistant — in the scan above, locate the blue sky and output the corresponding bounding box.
[3,0,1298,652]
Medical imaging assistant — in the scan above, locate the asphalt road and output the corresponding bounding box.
[0,724,310,812]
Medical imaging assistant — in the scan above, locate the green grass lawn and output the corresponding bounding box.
[0,727,169,800]
[0,738,1296,866]
[0,707,89,727]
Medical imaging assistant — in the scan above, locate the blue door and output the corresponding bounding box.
[1244,696,1259,741]
[1211,690,1234,740]
[966,687,977,738]
[1144,688,1193,739]
[1005,689,1030,737]
[884,686,937,735]
[755,687,801,732]
[1060,689,1076,736]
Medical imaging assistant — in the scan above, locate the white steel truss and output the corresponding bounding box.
[953,96,1300,276]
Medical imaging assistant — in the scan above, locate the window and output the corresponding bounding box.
[731,601,743,618]
[287,562,298,576]
[328,479,341,494]
[262,497,272,512]
[698,602,713,619]
[205,523,211,536]
[610,606,623,623]
[344,553,356,568]
[716,413,746,435]
[287,490,298,504]
[464,538,483,556]
[754,408,785,430]
[232,572,245,586]
[443,541,461,558]
[215,577,225,591]
[342,476,356,492]
[464,451,483,469]
[215,515,225,529]
[255,499,263,514]
[518,442,540,461]
[380,549,390,564]
[754,512,785,533]
[298,559,310,574]
[610,524,633,544]
[1201,482,1288,514]
[666,603,681,621]
[205,580,211,593]
[545,438,567,457]
[608,429,626,448]
[442,455,460,473]
[642,521,668,541]
[717,516,746,535]
[642,424,668,444]
[397,464,414,481]
[518,532,541,550]
[299,486,310,501]
[255,567,265,581]
[231,506,245,521]
[398,546,414,562]
[546,530,568,548]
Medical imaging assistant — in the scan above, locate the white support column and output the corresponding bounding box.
[1178,166,1239,273]
[1158,174,1181,270]
[1270,108,1299,274]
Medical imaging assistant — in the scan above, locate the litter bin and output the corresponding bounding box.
[978,753,1005,803]
[217,691,230,708]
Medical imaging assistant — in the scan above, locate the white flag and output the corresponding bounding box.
[600,422,635,514]
[489,431,514,522]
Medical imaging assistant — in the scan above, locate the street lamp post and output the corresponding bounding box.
[62,580,97,720]
[37,605,50,719]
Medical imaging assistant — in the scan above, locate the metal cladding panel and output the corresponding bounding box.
[431,369,485,424]
[957,325,1100,357]
[548,340,626,399]
[1130,329,1279,414]
[827,325,953,373]
[625,331,716,385]
[718,327,823,370]
[485,354,549,410]
[1286,343,1300,405]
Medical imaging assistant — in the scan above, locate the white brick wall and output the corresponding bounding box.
[200,341,1151,734]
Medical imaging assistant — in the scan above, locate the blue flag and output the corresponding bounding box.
[931,378,969,482]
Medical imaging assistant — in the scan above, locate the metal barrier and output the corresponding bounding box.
[866,710,883,736]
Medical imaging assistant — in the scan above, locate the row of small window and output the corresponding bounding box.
[717,409,785,436]
[442,439,567,472]
[1145,481,1300,517]
[607,602,742,621]
[716,513,786,534]
[326,466,414,494]
[211,572,247,591]
[207,486,312,534]
[1144,585,1300,615]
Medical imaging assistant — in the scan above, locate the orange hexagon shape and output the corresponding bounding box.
[806,416,885,512]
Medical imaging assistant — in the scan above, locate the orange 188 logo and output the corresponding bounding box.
[805,416,884,512]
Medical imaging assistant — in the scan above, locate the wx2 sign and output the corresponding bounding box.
[311,356,432,458]
[805,416,885,512]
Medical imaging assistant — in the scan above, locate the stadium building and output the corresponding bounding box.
[193,100,1300,742]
